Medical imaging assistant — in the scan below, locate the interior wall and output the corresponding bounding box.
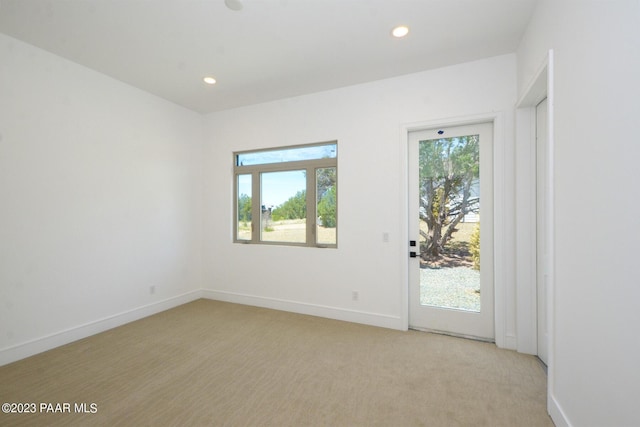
[0,34,204,365]
[202,54,517,337]
[517,1,640,425]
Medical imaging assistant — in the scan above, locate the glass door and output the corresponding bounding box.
[408,122,494,340]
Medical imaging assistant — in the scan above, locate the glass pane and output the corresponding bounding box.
[418,134,481,312]
[316,167,336,245]
[236,174,252,241]
[261,170,306,243]
[237,143,336,166]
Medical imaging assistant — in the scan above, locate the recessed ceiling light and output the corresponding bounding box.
[225,0,243,11]
[392,25,410,38]
[203,76,217,85]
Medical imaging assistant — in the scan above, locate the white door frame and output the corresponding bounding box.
[514,50,555,416]
[515,50,554,354]
[535,98,549,365]
[400,111,509,349]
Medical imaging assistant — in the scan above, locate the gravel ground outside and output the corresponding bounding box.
[420,266,480,312]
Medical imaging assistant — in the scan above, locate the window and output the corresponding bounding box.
[234,142,337,247]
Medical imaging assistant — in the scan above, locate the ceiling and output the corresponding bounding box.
[0,0,537,114]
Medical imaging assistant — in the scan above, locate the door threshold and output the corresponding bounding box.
[536,356,548,374]
[409,326,495,344]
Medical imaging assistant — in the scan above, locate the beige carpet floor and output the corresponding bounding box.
[0,299,553,426]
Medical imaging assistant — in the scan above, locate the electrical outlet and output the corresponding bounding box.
[352,290,359,301]
[150,285,156,295]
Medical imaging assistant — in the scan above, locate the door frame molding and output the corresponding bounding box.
[515,49,556,418]
[515,52,552,355]
[400,111,509,348]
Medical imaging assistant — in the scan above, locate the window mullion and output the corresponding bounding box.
[306,167,315,247]
[251,172,260,243]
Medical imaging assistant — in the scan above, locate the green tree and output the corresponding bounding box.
[469,222,480,270]
[272,190,307,220]
[238,194,252,222]
[316,167,336,199]
[317,185,336,227]
[419,135,479,259]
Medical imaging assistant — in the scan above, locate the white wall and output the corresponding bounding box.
[0,34,204,365]
[517,1,640,425]
[202,55,517,341]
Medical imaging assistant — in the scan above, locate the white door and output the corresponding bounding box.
[408,122,494,340]
[536,99,549,365]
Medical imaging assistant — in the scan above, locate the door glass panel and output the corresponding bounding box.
[419,134,481,312]
[316,167,337,245]
[261,170,306,243]
[236,174,252,241]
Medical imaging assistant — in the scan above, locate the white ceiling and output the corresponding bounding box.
[0,0,536,113]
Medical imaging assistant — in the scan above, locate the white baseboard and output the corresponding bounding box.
[202,289,403,330]
[549,391,571,427]
[0,290,203,367]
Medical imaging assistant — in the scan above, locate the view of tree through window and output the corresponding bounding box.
[261,170,307,243]
[237,174,252,241]
[234,142,337,247]
[316,167,336,245]
[419,134,481,311]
